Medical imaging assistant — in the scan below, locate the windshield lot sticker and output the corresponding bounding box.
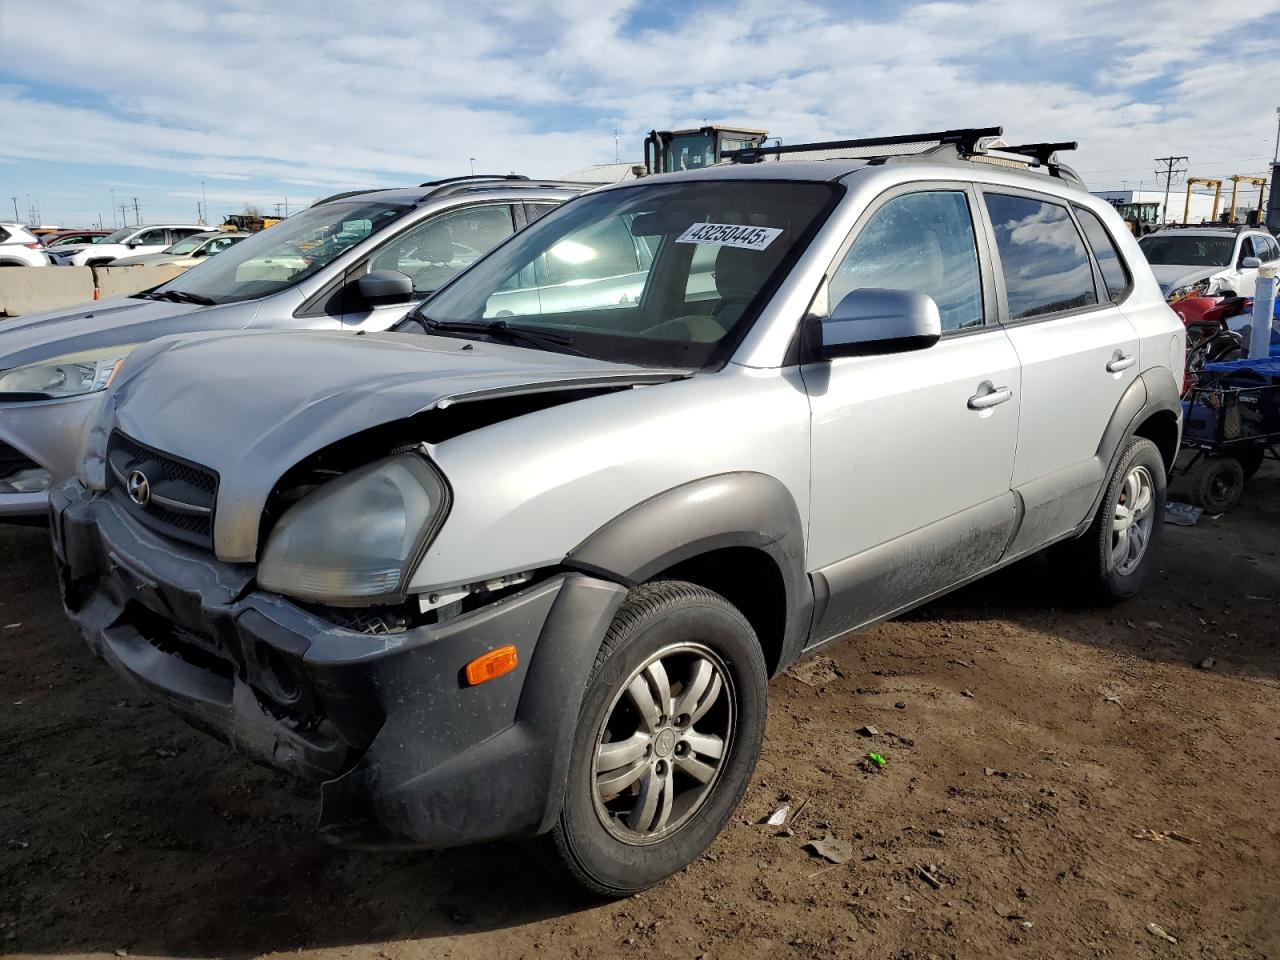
[676,223,783,251]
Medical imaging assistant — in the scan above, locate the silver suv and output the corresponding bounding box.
[0,177,583,518]
[52,129,1183,896]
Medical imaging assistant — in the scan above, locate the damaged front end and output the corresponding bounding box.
[52,479,627,849]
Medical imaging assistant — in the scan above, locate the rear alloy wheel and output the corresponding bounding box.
[1058,436,1166,602]
[546,581,767,897]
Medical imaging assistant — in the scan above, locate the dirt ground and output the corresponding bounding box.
[2,466,1278,960]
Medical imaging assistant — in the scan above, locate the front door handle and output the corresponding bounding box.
[1107,353,1136,373]
[968,386,1012,410]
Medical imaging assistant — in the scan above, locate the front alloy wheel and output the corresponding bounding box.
[546,581,767,897]
[592,643,734,843]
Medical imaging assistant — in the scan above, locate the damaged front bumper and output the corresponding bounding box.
[51,480,627,849]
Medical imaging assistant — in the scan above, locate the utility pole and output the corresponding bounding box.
[469,157,476,175]
[283,196,289,217]
[119,203,129,227]
[201,180,208,223]
[132,197,140,225]
[10,197,16,221]
[1154,155,1188,224]
[274,202,283,218]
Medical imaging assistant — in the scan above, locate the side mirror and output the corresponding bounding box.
[357,269,414,306]
[815,288,942,358]
[126,240,143,248]
[1241,256,1262,269]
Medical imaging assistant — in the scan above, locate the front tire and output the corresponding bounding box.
[546,580,767,897]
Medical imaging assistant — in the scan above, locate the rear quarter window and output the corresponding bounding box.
[1073,206,1131,301]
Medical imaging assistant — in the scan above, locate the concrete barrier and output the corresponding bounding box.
[0,267,97,318]
[0,264,193,318]
[93,264,189,299]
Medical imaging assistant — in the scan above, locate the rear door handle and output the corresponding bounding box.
[968,386,1012,410]
[1107,353,1136,373]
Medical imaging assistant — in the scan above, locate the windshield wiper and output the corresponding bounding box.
[423,318,583,356]
[138,289,217,306]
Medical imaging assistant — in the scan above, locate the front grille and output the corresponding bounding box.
[106,431,219,548]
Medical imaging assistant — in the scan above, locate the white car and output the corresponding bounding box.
[0,223,50,267]
[46,223,207,267]
[1139,226,1279,300]
[111,231,250,268]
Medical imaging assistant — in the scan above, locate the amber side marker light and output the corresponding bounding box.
[465,645,519,686]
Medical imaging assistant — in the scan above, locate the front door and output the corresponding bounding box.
[805,186,1021,643]
[977,190,1141,554]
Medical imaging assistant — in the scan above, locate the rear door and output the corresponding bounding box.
[978,189,1141,555]
[805,184,1022,642]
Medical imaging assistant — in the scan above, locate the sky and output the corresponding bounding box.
[1,0,1279,228]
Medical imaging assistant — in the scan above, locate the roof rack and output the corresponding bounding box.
[422,178,594,202]
[1001,141,1078,166]
[417,174,529,188]
[722,127,1089,189]
[723,127,1003,164]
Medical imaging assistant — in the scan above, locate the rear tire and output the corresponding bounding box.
[544,580,767,897]
[1057,436,1166,603]
[1188,455,1245,512]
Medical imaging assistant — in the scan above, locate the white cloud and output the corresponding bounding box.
[1,0,1278,224]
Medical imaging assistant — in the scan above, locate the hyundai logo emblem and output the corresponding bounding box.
[126,469,151,507]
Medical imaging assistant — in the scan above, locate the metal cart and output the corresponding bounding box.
[1178,355,1280,512]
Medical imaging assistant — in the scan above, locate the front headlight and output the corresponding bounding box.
[0,345,138,399]
[1167,278,1210,303]
[257,453,449,604]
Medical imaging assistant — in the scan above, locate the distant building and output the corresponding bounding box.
[1094,188,1238,226]
[562,162,645,184]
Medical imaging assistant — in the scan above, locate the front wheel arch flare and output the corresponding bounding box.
[564,472,812,675]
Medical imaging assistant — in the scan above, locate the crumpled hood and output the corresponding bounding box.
[0,296,247,369]
[105,328,688,561]
[1149,264,1215,296]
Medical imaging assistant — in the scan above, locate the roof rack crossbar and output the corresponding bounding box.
[1000,142,1078,166]
[723,126,1003,163]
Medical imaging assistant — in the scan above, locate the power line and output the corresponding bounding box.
[1154,156,1188,225]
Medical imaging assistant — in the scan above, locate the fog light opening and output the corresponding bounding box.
[0,467,52,495]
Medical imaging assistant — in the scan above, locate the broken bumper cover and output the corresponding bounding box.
[51,481,627,849]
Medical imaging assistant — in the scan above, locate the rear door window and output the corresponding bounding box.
[984,193,1097,320]
[1073,206,1131,301]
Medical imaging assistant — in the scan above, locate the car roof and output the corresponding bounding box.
[313,177,590,208]
[1145,227,1263,237]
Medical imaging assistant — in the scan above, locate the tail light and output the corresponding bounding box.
[23,243,42,250]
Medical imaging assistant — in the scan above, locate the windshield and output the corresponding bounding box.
[416,180,837,368]
[164,236,207,255]
[101,227,135,244]
[151,200,410,304]
[1139,234,1234,267]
